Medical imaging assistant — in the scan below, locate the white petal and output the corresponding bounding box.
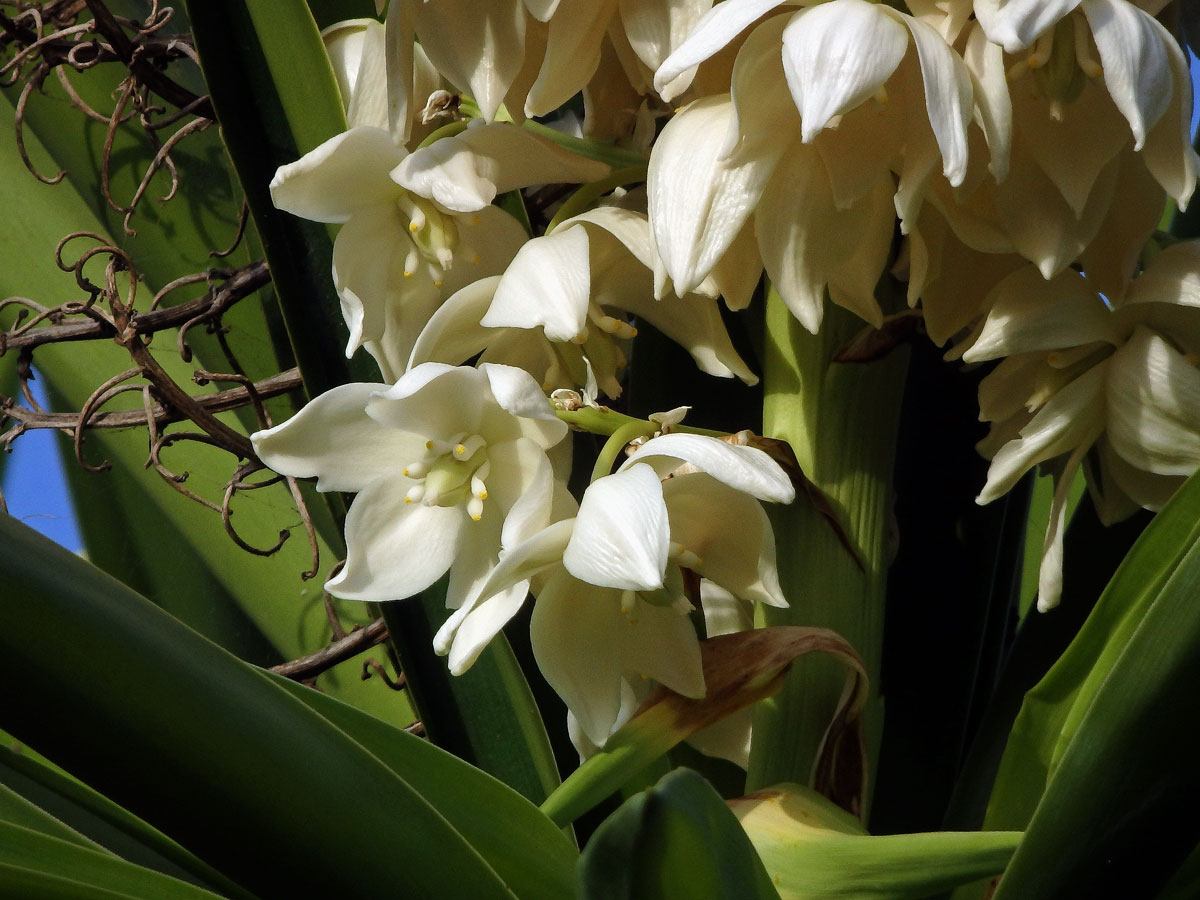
[1139,16,1198,207]
[329,480,466,600]
[409,0,527,122]
[963,22,1012,182]
[974,0,1082,53]
[325,19,390,131]
[623,433,795,503]
[530,575,628,744]
[440,581,532,674]
[894,11,973,185]
[564,464,670,591]
[252,382,413,492]
[960,267,1118,363]
[1105,326,1200,476]
[270,127,403,223]
[620,0,714,93]
[1082,0,1171,151]
[393,122,609,213]
[663,473,788,608]
[653,0,790,98]
[484,225,591,341]
[480,363,567,448]
[781,0,907,143]
[648,95,778,297]
[409,276,501,369]
[367,363,486,437]
[383,1,415,139]
[1035,445,1089,611]
[524,0,617,116]
[978,363,1107,503]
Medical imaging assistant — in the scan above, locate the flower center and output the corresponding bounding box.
[402,433,490,521]
[1007,15,1102,119]
[397,193,460,283]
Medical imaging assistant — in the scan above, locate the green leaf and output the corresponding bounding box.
[982,470,1200,898]
[0,512,517,898]
[578,768,781,900]
[0,821,229,900]
[184,0,381,394]
[0,94,411,727]
[0,747,254,899]
[269,671,577,900]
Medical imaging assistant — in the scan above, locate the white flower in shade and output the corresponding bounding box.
[270,122,608,380]
[408,206,758,397]
[251,363,569,614]
[648,0,972,331]
[922,0,1196,296]
[435,433,794,744]
[955,242,1200,610]
[387,0,714,122]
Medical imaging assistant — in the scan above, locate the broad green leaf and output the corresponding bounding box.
[269,670,577,900]
[578,768,781,900]
[988,470,1200,899]
[0,747,254,899]
[0,821,229,900]
[982,470,1200,838]
[0,512,515,898]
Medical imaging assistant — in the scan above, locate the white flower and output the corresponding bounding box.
[436,433,794,743]
[957,243,1200,609]
[270,123,607,380]
[648,0,972,331]
[251,363,569,613]
[409,206,758,397]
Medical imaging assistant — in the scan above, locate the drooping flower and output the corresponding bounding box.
[251,363,570,615]
[270,123,608,380]
[956,242,1200,609]
[435,433,795,745]
[409,206,758,396]
[648,0,973,331]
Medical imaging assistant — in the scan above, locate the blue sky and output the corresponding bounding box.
[6,52,1200,553]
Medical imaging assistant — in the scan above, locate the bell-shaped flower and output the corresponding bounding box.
[648,0,972,332]
[389,0,715,122]
[251,363,569,615]
[435,433,793,744]
[954,242,1200,610]
[928,1,1196,292]
[409,206,757,397]
[270,122,608,380]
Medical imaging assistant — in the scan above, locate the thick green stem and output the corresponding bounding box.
[748,287,908,803]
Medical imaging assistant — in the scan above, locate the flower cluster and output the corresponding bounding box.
[253,1,1200,753]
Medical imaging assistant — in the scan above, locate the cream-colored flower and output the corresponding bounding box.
[410,206,757,397]
[957,242,1200,609]
[648,0,973,331]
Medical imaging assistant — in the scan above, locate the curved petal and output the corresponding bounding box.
[251,382,418,492]
[663,473,788,608]
[484,225,591,341]
[481,363,568,448]
[393,122,610,212]
[1139,16,1199,207]
[530,575,628,744]
[564,464,670,591]
[270,127,403,223]
[1105,326,1200,476]
[525,0,617,116]
[960,266,1118,363]
[648,95,779,296]
[439,580,532,674]
[963,21,1012,182]
[367,363,487,437]
[977,362,1107,503]
[653,0,790,100]
[974,0,1082,53]
[329,479,467,600]
[409,276,502,369]
[781,0,907,143]
[410,0,527,122]
[1082,0,1171,151]
[487,439,562,547]
[894,10,972,185]
[620,0,713,98]
[623,433,795,503]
